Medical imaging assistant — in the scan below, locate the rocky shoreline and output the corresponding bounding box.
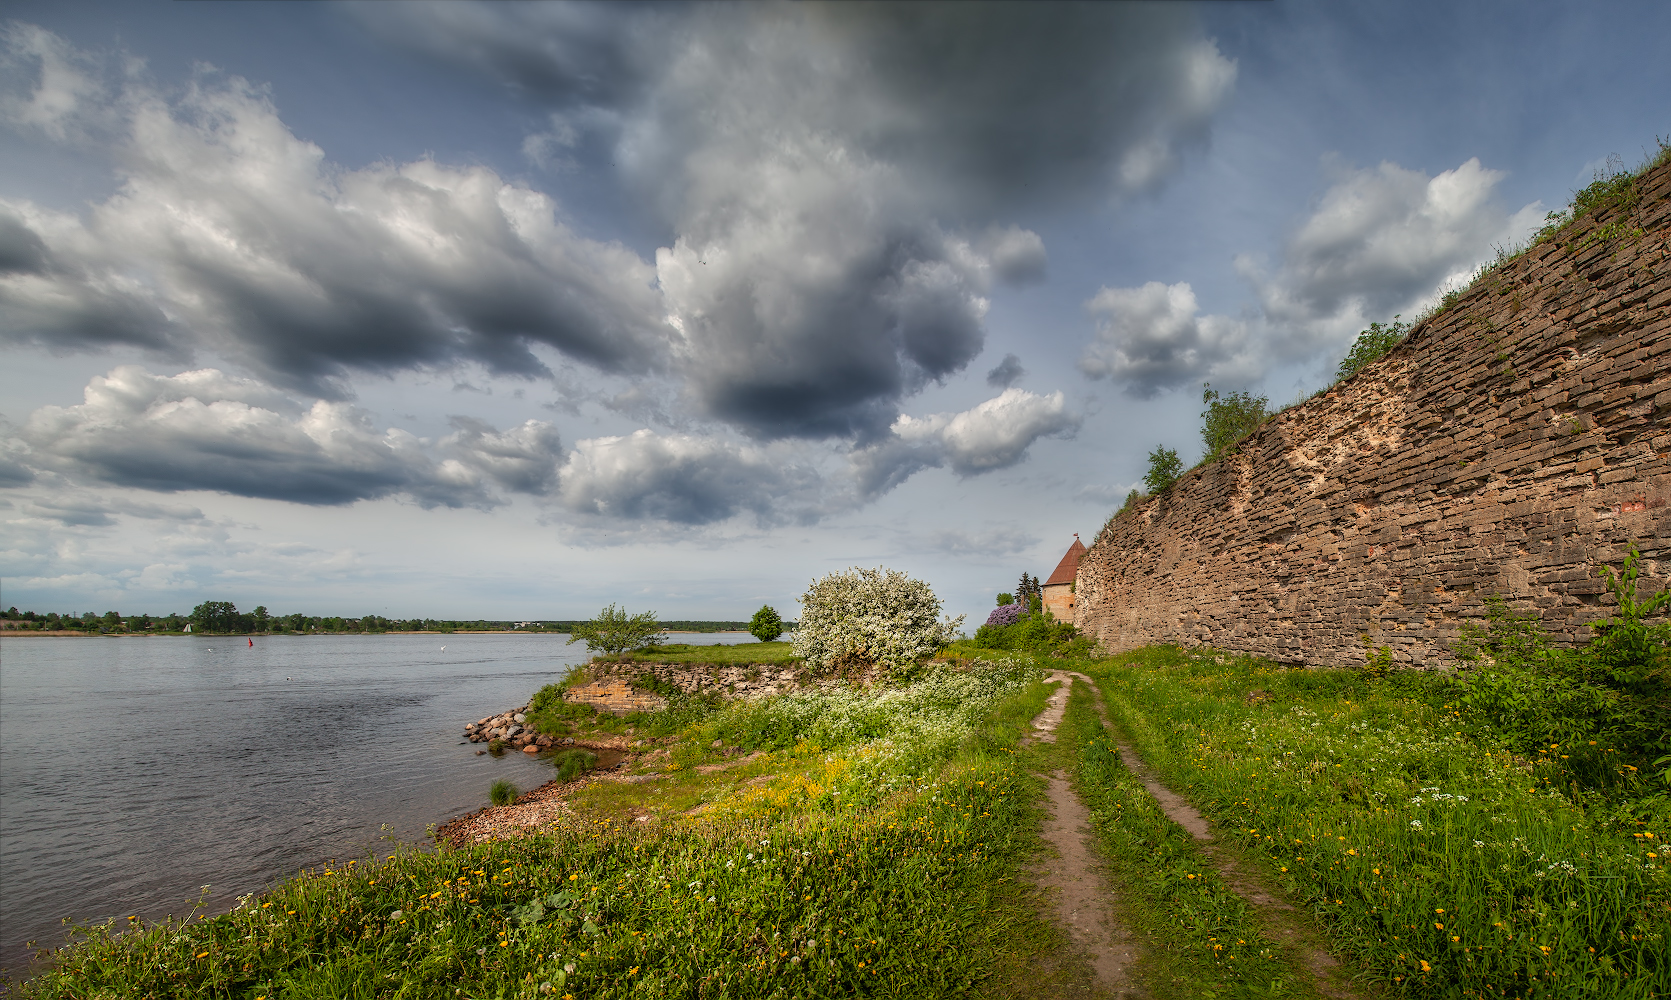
[442,702,656,847]
[462,704,551,753]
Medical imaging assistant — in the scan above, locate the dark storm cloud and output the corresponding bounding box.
[351,1,667,109]
[5,10,1233,440]
[0,45,667,397]
[360,2,1236,439]
[0,209,48,273]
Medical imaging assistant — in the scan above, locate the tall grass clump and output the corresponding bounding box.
[490,779,519,807]
[552,749,597,783]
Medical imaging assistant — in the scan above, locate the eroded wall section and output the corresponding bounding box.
[1076,161,1671,667]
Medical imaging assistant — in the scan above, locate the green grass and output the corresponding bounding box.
[1082,647,1671,998]
[489,780,519,807]
[21,661,1080,999]
[609,641,802,666]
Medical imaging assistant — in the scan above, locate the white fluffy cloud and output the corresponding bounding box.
[1253,157,1544,339]
[1078,281,1258,395]
[557,430,818,525]
[850,388,1080,498]
[1080,157,1543,394]
[15,367,563,508]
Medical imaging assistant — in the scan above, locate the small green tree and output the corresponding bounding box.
[566,604,666,656]
[1335,316,1410,382]
[749,604,784,642]
[1201,383,1269,462]
[1142,446,1183,494]
[995,592,1014,606]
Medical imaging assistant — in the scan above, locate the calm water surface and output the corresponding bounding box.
[0,632,749,977]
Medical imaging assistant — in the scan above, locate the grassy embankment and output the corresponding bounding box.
[19,659,1108,1000]
[1071,647,1669,998]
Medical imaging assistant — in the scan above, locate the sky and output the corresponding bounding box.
[1,1,1667,626]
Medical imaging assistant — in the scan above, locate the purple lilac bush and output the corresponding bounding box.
[984,603,1024,628]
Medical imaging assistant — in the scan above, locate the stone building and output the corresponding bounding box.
[1042,534,1087,620]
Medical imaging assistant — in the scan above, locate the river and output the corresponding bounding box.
[0,631,751,978]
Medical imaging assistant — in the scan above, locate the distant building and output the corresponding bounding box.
[1041,534,1087,621]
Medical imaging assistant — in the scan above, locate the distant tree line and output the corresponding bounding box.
[0,605,787,635]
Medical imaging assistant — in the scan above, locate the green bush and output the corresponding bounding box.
[970,609,1079,654]
[489,780,519,806]
[1444,547,1670,778]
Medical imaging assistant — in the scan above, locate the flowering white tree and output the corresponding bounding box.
[793,567,965,671]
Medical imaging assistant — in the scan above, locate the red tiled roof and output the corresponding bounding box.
[1043,534,1087,587]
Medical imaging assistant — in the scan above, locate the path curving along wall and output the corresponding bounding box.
[1076,159,1671,667]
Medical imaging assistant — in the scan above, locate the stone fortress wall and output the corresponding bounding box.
[1075,159,1671,667]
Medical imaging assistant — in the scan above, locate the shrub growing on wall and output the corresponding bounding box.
[1142,446,1182,494]
[1200,382,1269,462]
[793,567,964,672]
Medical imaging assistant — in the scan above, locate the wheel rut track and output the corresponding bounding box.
[1027,671,1147,997]
[1042,669,1378,1000]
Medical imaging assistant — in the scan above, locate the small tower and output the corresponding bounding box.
[1041,534,1087,621]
